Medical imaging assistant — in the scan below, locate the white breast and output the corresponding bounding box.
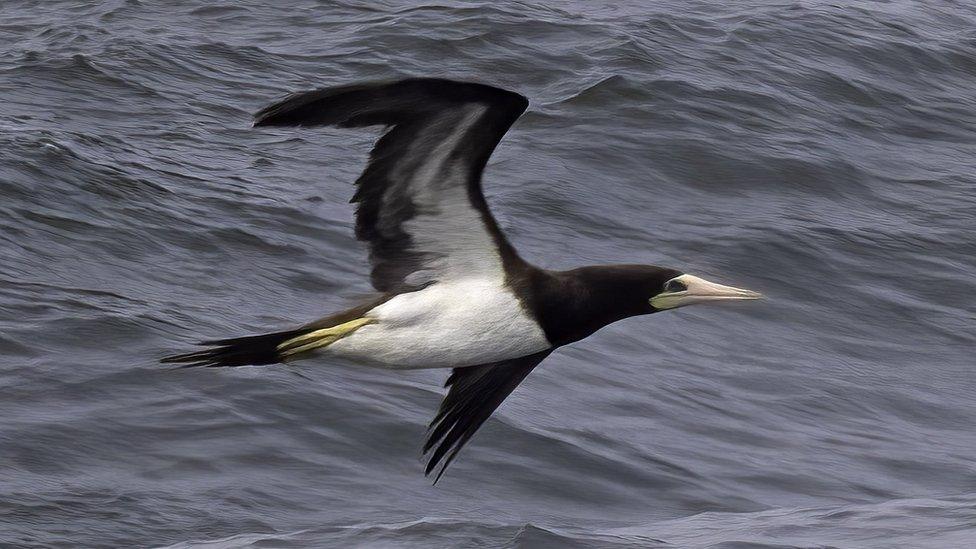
[326,279,551,369]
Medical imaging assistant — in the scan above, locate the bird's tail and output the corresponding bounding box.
[161,318,374,368]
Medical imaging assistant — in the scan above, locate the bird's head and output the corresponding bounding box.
[648,271,762,311]
[540,265,762,346]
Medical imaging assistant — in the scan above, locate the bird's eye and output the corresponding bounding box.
[665,279,687,293]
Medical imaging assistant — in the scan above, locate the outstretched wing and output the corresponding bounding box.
[254,78,529,293]
[424,350,552,482]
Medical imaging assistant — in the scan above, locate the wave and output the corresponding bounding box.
[159,493,976,548]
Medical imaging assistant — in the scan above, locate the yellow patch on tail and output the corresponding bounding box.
[277,317,374,358]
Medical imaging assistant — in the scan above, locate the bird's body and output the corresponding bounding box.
[163,78,761,480]
[327,279,549,369]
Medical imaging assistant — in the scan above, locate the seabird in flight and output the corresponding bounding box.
[162,78,762,481]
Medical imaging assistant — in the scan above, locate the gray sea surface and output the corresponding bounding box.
[2,1,976,547]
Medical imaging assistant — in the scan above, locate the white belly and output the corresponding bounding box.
[326,279,551,369]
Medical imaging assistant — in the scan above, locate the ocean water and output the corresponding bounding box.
[2,1,975,547]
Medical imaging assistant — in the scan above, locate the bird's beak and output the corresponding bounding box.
[650,274,763,310]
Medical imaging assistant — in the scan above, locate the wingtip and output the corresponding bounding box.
[252,106,280,127]
[428,467,447,485]
[251,112,274,127]
[251,99,289,127]
[424,444,464,484]
[423,452,449,484]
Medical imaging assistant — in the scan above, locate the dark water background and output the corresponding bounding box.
[3,1,976,547]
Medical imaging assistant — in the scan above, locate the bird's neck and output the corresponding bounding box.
[516,265,657,347]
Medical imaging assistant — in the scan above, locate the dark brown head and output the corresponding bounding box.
[524,264,761,346]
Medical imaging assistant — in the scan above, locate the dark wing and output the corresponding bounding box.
[424,350,552,483]
[254,78,529,293]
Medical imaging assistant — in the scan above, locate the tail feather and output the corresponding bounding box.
[161,329,306,368]
[161,317,375,368]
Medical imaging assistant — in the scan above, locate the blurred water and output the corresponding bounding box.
[2,1,975,547]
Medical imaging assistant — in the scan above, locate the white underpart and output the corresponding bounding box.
[327,279,551,369]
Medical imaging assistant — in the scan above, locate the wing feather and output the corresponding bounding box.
[254,78,529,292]
[424,350,552,482]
